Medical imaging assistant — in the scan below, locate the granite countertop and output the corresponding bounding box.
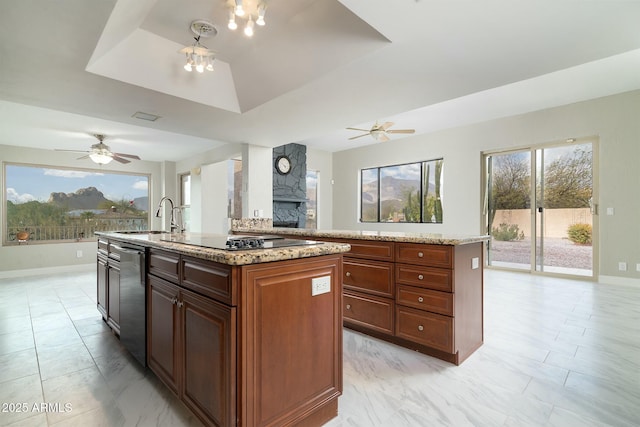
[231,224,489,246]
[96,232,351,266]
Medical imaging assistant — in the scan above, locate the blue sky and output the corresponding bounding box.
[5,165,148,204]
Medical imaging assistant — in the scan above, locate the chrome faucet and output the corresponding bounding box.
[155,197,183,233]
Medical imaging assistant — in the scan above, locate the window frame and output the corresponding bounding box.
[3,162,151,245]
[360,158,444,224]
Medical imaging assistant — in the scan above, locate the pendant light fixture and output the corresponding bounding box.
[179,20,217,73]
[227,1,267,37]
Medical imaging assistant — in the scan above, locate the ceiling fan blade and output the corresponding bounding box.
[55,149,90,154]
[386,129,415,134]
[378,133,390,142]
[346,127,371,132]
[114,153,141,160]
[77,154,90,160]
[112,155,131,164]
[379,122,395,131]
[348,133,371,140]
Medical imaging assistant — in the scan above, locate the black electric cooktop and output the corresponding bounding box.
[161,234,322,251]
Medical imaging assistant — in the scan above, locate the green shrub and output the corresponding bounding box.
[567,223,592,245]
[492,223,524,241]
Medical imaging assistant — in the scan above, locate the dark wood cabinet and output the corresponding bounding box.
[96,239,121,334]
[97,253,108,320]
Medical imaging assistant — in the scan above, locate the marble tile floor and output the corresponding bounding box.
[0,269,638,426]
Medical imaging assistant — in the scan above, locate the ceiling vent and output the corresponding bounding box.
[132,111,161,122]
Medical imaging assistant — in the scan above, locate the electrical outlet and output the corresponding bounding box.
[636,263,640,272]
[312,276,331,296]
[606,207,615,215]
[76,250,83,258]
[618,262,627,271]
[471,257,479,270]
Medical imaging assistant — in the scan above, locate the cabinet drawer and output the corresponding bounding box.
[343,258,394,297]
[149,249,180,283]
[396,285,453,316]
[339,240,394,261]
[396,264,452,292]
[343,291,393,335]
[182,256,234,305]
[98,239,109,255]
[395,243,452,268]
[395,305,453,353]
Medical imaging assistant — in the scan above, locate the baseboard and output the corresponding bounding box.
[598,275,640,287]
[0,263,94,279]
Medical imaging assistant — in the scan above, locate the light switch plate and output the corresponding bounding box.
[312,276,331,296]
[607,207,614,215]
[618,262,627,271]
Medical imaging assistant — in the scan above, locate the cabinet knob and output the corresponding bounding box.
[418,252,424,258]
[346,272,351,277]
[346,304,351,310]
[418,274,424,280]
[418,296,424,303]
[418,325,424,331]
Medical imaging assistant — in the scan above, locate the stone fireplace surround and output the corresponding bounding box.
[273,143,307,228]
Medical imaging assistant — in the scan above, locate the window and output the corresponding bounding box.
[4,163,149,244]
[228,159,242,219]
[306,170,318,229]
[360,158,443,223]
[180,173,191,206]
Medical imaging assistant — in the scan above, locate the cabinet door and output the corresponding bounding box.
[180,289,236,427]
[107,262,121,334]
[97,255,108,320]
[147,275,180,393]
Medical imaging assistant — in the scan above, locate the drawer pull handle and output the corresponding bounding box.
[346,272,351,277]
[171,297,178,305]
[346,304,351,310]
[418,325,424,331]
[418,274,424,280]
[418,252,424,258]
[176,301,184,308]
[418,296,424,303]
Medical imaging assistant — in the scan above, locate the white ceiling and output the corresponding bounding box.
[1,0,640,162]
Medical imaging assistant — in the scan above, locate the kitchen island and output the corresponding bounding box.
[232,222,489,365]
[96,231,350,427]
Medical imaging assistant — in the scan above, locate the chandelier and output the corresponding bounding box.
[179,20,217,73]
[227,0,267,37]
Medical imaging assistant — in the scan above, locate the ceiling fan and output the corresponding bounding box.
[56,134,141,165]
[347,121,415,142]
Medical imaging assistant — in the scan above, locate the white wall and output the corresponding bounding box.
[332,90,640,281]
[0,144,163,275]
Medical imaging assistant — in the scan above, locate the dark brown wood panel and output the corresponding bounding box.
[147,275,180,394]
[396,285,454,316]
[343,258,394,297]
[396,243,453,268]
[182,256,234,306]
[343,291,394,334]
[181,288,236,427]
[241,256,343,427]
[343,240,395,261]
[395,264,452,292]
[149,249,180,283]
[107,261,120,334]
[395,305,454,353]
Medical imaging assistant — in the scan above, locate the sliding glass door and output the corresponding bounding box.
[485,139,596,278]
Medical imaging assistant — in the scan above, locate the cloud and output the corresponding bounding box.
[132,180,148,190]
[7,188,36,203]
[44,169,102,178]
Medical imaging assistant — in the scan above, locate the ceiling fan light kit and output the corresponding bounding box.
[347,121,415,142]
[55,134,141,165]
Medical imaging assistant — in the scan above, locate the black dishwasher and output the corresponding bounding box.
[114,243,147,367]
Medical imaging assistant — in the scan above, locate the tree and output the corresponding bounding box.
[543,147,592,208]
[488,153,530,230]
